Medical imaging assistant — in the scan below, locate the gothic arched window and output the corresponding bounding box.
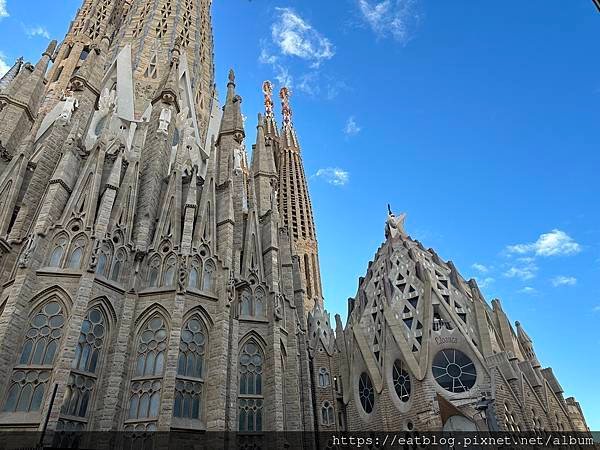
[188,259,200,289]
[240,289,251,316]
[318,368,330,388]
[60,306,108,424]
[148,256,161,288]
[49,234,68,267]
[163,256,176,287]
[321,401,334,426]
[125,315,168,430]
[67,236,86,269]
[110,249,125,282]
[96,242,112,277]
[392,359,411,403]
[3,300,66,413]
[201,260,215,292]
[254,288,265,317]
[173,316,207,421]
[358,372,374,414]
[238,340,264,432]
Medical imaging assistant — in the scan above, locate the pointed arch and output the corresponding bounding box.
[96,240,113,278]
[163,253,177,287]
[48,232,69,268]
[67,233,88,269]
[238,336,265,431]
[110,247,126,283]
[201,258,215,292]
[125,310,169,430]
[173,312,208,421]
[2,290,70,414]
[147,254,162,288]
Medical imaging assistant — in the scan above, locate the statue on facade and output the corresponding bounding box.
[233,143,244,175]
[18,234,38,269]
[158,107,172,136]
[59,89,79,123]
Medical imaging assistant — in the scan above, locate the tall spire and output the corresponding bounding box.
[276,85,323,314]
[0,57,24,93]
[262,80,278,138]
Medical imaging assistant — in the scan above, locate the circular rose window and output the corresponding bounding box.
[432,349,477,393]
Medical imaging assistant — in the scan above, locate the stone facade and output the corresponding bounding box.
[0,0,589,438]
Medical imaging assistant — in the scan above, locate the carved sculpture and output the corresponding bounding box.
[59,89,79,123]
[385,204,407,239]
[158,107,172,136]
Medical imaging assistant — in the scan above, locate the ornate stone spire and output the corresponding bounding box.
[0,57,24,93]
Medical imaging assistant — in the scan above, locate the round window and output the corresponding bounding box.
[358,372,374,414]
[432,349,477,393]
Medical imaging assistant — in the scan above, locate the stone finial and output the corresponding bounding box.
[279,86,292,125]
[385,204,407,239]
[44,40,58,59]
[228,68,235,84]
[262,80,274,117]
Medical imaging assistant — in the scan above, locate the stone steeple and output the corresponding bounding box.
[0,57,24,93]
[275,86,323,313]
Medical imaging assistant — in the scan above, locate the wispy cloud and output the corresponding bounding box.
[518,286,538,295]
[271,8,334,68]
[506,229,581,257]
[504,257,538,280]
[0,0,8,20]
[0,51,10,77]
[472,263,490,273]
[593,305,600,313]
[24,25,50,39]
[356,0,419,43]
[551,276,577,287]
[475,277,495,289]
[344,116,361,136]
[314,168,350,186]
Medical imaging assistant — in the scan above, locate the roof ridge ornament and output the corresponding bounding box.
[386,204,407,239]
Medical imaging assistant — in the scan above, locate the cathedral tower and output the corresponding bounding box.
[266,85,324,314]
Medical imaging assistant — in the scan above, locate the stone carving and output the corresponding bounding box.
[177,255,187,294]
[88,239,101,273]
[0,140,8,162]
[18,234,38,269]
[274,293,284,321]
[385,204,407,239]
[98,87,117,116]
[226,270,236,308]
[158,107,172,136]
[233,143,244,175]
[59,89,79,123]
[279,86,292,125]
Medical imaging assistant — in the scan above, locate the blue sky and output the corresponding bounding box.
[1,0,599,429]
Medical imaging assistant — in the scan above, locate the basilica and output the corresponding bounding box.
[0,0,589,441]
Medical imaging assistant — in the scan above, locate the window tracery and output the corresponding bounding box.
[125,315,168,431]
[239,286,266,319]
[358,372,374,414]
[59,306,108,428]
[318,368,330,388]
[238,340,264,432]
[321,401,335,426]
[3,300,66,413]
[173,316,207,421]
[392,359,411,403]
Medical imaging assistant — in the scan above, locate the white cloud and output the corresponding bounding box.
[0,52,9,77]
[475,277,495,289]
[274,65,293,88]
[0,0,8,20]
[506,229,581,257]
[314,168,350,186]
[518,287,538,295]
[272,8,334,67]
[472,263,489,273]
[551,276,577,287]
[593,306,600,313]
[24,25,50,39]
[504,257,538,280]
[344,116,361,136]
[356,0,419,43]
